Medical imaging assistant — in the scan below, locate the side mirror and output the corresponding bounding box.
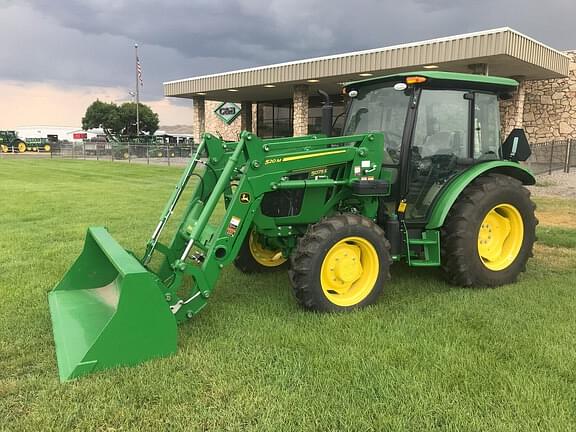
[501,128,531,162]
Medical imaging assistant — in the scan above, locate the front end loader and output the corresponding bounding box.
[49,71,537,381]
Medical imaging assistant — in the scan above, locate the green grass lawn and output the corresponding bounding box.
[1,159,575,431]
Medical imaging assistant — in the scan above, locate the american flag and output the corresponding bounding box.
[137,56,143,87]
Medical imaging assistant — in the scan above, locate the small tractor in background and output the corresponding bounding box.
[48,71,537,381]
[0,130,28,153]
[25,137,54,152]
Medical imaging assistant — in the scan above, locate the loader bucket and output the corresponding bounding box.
[48,227,178,381]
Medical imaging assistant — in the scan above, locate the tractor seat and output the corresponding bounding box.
[422,131,464,157]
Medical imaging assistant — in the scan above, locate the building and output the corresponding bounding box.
[15,126,105,142]
[163,28,576,145]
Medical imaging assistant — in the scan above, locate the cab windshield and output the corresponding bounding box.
[343,83,412,163]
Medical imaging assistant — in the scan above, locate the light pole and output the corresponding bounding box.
[135,43,140,139]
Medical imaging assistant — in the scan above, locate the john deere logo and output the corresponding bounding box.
[214,102,241,124]
[239,192,251,204]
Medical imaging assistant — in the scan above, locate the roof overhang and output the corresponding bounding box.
[163,27,570,103]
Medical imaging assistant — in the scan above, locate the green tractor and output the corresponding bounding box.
[0,130,28,153]
[25,137,53,152]
[48,71,537,381]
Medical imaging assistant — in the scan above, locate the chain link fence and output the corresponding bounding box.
[3,138,576,175]
[528,139,575,175]
[46,141,196,166]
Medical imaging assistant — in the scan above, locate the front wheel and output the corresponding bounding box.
[441,173,537,287]
[289,214,391,312]
[233,230,288,273]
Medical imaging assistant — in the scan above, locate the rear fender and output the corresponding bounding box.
[426,161,535,230]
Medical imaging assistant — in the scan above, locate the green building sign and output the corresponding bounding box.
[214,102,242,124]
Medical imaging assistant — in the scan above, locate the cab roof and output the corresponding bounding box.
[345,71,518,93]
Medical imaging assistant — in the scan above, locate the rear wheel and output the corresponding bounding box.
[289,214,391,312]
[1,144,7,153]
[233,230,288,273]
[17,141,27,153]
[441,173,537,287]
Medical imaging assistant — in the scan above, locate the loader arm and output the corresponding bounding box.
[144,131,386,322]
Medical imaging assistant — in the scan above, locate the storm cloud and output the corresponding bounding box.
[2,0,576,100]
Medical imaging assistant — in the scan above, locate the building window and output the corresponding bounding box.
[257,100,293,138]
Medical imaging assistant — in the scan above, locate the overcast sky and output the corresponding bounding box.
[1,0,575,127]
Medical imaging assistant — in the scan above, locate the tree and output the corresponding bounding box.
[82,100,159,138]
[118,102,159,137]
[82,100,122,136]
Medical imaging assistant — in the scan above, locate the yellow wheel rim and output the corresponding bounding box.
[477,203,524,271]
[44,144,51,152]
[18,142,26,152]
[1,144,7,153]
[248,232,287,267]
[320,236,379,307]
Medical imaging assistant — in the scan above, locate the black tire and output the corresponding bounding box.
[289,214,391,312]
[441,173,537,287]
[233,231,288,273]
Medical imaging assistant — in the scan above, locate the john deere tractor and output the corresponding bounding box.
[0,130,28,153]
[48,71,537,381]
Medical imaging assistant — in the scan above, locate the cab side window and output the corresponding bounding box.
[474,93,501,160]
[412,89,469,160]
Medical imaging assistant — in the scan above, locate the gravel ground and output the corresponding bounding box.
[529,171,576,198]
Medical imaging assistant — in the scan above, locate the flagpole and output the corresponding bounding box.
[135,43,140,138]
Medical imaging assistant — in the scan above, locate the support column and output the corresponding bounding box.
[293,84,309,136]
[192,95,205,143]
[251,104,258,134]
[513,80,526,129]
[500,79,526,138]
[240,101,253,133]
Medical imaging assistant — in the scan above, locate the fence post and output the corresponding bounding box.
[128,143,131,164]
[548,141,554,175]
[147,144,149,165]
[167,145,170,167]
[567,140,572,173]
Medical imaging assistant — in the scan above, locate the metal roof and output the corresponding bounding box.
[164,27,570,102]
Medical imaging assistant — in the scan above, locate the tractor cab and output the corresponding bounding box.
[342,72,520,222]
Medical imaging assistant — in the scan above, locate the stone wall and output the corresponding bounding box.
[204,101,243,141]
[293,85,309,136]
[521,51,576,143]
[191,96,205,143]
